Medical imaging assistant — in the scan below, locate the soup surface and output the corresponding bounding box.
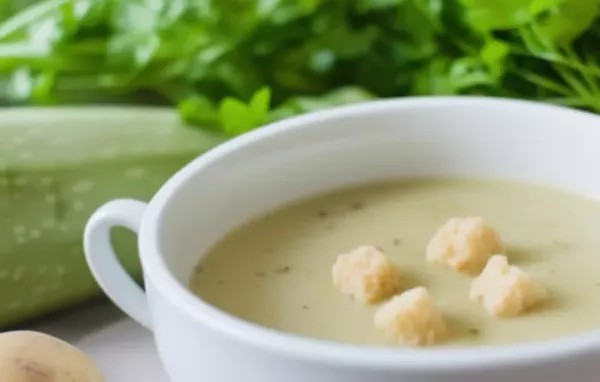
[190,179,600,346]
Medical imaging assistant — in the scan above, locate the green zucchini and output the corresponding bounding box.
[0,107,224,327]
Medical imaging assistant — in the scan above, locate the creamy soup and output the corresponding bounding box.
[190,179,600,346]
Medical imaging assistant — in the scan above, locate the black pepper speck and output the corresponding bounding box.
[351,202,365,210]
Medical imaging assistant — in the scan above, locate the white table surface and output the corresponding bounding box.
[28,302,169,382]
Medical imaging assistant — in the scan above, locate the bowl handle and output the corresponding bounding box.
[83,199,151,330]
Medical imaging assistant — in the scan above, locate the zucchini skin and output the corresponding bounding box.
[0,108,224,327]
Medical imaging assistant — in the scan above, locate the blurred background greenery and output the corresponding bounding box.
[1,0,600,138]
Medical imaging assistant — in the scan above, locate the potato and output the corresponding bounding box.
[0,331,104,382]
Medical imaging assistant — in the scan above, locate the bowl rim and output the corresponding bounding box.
[139,96,600,371]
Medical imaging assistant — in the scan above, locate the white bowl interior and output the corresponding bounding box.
[156,98,600,287]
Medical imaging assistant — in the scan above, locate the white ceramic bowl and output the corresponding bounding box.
[84,97,600,382]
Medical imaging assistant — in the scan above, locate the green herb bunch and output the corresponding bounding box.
[0,0,599,136]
